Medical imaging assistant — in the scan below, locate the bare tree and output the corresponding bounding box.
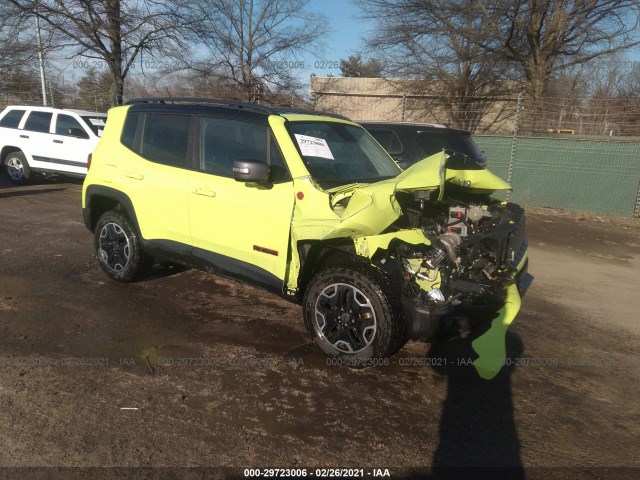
[474,0,640,111]
[357,0,517,131]
[0,3,43,102]
[187,0,327,103]
[0,4,37,73]
[8,0,189,105]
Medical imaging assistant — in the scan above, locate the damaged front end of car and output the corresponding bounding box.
[323,151,533,346]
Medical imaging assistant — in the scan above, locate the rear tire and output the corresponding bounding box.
[4,151,31,185]
[94,210,151,282]
[303,265,406,366]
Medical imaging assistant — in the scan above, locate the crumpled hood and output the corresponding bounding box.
[324,152,511,240]
[395,152,512,191]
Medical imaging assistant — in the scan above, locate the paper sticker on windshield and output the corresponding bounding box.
[89,118,106,126]
[295,134,334,160]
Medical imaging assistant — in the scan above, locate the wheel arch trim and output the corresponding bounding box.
[295,239,362,300]
[1,146,24,163]
[83,185,141,237]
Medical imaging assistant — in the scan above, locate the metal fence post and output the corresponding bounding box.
[47,81,54,107]
[506,92,523,202]
[401,94,406,121]
[634,179,640,218]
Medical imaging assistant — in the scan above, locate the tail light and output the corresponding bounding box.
[87,153,92,170]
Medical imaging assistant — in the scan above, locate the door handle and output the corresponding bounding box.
[193,187,216,197]
[20,135,29,139]
[53,139,63,144]
[124,170,144,180]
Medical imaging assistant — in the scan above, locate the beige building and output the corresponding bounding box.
[310,76,517,134]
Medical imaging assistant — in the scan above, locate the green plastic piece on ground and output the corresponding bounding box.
[471,284,522,380]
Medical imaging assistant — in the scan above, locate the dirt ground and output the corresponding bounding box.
[0,174,639,480]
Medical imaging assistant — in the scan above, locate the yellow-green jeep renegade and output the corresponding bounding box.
[82,98,531,374]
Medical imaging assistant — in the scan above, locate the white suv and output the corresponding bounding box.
[0,105,107,184]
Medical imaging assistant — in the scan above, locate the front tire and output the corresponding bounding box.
[4,151,31,184]
[94,210,151,282]
[303,265,406,365]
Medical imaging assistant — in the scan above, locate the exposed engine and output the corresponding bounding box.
[376,191,528,338]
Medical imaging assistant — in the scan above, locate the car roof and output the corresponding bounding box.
[2,105,107,116]
[67,109,107,117]
[125,97,350,121]
[360,121,472,135]
[361,120,449,128]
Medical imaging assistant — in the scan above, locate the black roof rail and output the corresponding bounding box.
[124,98,352,121]
[124,97,277,115]
[271,107,351,121]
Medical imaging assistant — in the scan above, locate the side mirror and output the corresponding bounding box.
[68,127,89,139]
[233,159,270,183]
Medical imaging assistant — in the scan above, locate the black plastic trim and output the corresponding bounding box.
[32,155,86,167]
[192,247,284,294]
[83,185,140,234]
[125,97,277,115]
[32,166,85,178]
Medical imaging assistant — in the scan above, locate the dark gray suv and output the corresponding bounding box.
[361,121,486,170]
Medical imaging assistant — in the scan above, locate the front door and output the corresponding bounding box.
[49,113,96,175]
[188,115,294,288]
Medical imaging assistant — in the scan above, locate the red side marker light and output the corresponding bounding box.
[297,191,304,200]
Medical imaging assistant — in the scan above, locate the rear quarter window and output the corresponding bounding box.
[0,109,26,128]
[139,113,191,168]
[121,112,141,150]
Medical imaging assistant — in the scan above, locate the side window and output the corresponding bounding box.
[368,128,403,155]
[0,109,26,128]
[23,111,53,133]
[201,117,268,178]
[140,113,190,168]
[55,114,88,138]
[121,112,141,150]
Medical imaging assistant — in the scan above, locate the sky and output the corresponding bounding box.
[48,0,374,91]
[46,0,640,93]
[290,0,640,89]
[295,0,374,82]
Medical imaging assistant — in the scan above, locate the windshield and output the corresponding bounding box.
[288,121,401,189]
[416,130,486,167]
[80,115,107,137]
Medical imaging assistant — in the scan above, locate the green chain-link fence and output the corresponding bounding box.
[475,135,640,217]
[309,80,640,217]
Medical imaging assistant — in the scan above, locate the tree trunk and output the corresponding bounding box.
[523,54,554,133]
[111,74,124,106]
[106,0,123,105]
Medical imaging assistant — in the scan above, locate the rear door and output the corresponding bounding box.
[120,111,195,251]
[19,110,54,171]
